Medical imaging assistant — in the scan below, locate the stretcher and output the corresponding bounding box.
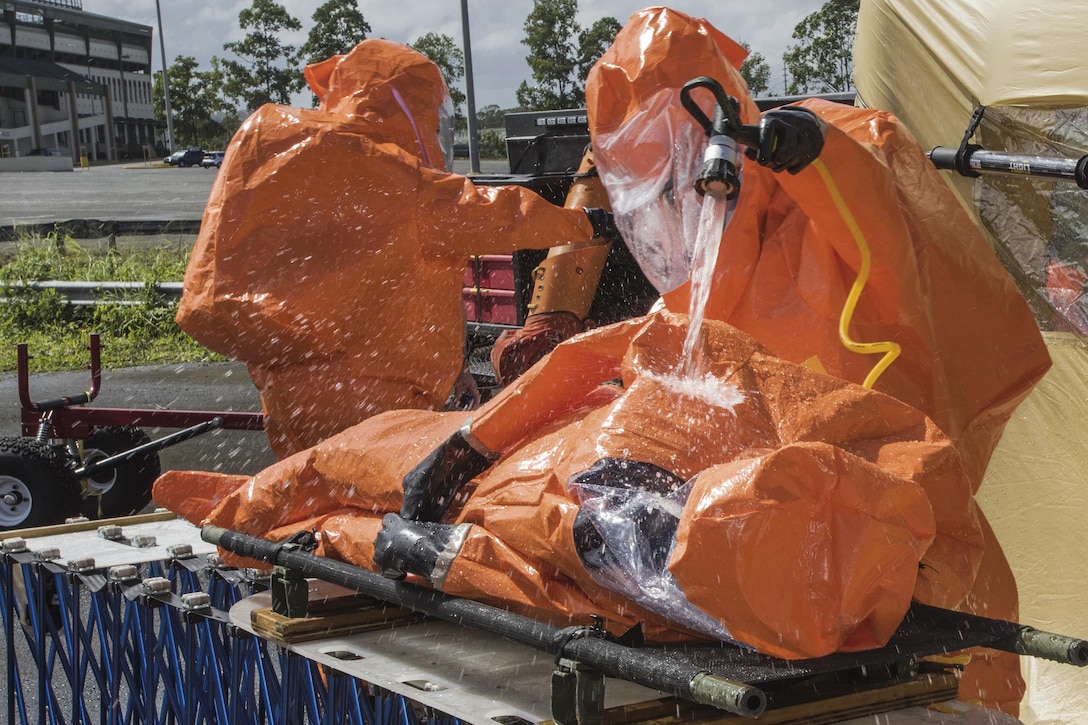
[2,516,1085,724]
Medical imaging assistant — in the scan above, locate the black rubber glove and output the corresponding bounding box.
[401,427,494,522]
[743,106,827,174]
[373,513,462,582]
[583,207,623,243]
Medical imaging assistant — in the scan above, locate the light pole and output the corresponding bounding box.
[86,57,97,115]
[155,0,174,153]
[460,0,480,173]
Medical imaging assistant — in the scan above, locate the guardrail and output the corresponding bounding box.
[0,280,183,305]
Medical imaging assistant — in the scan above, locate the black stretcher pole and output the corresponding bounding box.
[201,525,768,718]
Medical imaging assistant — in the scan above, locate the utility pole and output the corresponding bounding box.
[460,0,480,173]
[155,0,174,153]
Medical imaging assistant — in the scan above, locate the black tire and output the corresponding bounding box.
[80,426,161,519]
[0,437,81,531]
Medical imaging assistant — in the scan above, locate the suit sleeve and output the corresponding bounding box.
[416,169,596,260]
[470,316,648,453]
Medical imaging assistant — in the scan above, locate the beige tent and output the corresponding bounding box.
[855,2,1088,721]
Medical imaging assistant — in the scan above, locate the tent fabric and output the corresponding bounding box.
[978,331,1088,719]
[176,40,595,457]
[855,0,1088,136]
[855,0,1088,342]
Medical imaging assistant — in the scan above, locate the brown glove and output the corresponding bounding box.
[490,311,584,385]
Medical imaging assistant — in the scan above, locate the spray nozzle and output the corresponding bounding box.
[680,77,758,198]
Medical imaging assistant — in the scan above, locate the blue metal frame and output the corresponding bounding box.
[0,546,465,725]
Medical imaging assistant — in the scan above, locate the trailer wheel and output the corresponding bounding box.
[0,437,82,530]
[80,426,161,519]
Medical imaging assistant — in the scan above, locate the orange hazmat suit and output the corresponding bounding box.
[176,39,596,457]
[583,8,1048,713]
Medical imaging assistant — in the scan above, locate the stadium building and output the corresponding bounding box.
[0,0,156,163]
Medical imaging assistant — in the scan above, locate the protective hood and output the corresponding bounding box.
[586,7,757,293]
[304,38,453,170]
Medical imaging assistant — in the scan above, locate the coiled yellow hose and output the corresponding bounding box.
[810,158,901,388]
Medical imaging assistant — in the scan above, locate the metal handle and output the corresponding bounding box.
[18,333,102,413]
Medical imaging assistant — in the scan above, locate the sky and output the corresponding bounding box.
[81,0,825,109]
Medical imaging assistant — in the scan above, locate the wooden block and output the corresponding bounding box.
[251,594,426,644]
[576,669,960,725]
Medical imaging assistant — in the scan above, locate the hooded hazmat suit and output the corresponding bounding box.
[155,8,1050,716]
[176,39,597,457]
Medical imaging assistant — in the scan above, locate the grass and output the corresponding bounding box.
[0,232,225,373]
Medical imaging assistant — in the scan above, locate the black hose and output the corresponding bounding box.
[202,525,767,718]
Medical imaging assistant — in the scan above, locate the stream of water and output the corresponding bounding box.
[678,186,731,379]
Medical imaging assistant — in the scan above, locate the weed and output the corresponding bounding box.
[0,232,223,373]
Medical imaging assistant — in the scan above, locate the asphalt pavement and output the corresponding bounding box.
[0,158,510,237]
[0,162,217,234]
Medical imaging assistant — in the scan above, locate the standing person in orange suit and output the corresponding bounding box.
[177,39,618,458]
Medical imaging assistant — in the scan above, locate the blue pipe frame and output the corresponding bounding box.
[0,546,465,725]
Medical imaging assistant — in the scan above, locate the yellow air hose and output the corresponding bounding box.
[810,158,901,388]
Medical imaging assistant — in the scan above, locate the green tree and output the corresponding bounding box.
[475,104,508,129]
[782,0,859,95]
[299,0,371,65]
[517,0,618,111]
[478,129,507,159]
[152,56,234,149]
[739,43,771,96]
[300,0,371,107]
[221,0,304,112]
[576,17,622,80]
[409,32,466,127]
[206,57,243,146]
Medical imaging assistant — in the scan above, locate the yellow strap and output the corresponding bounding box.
[811,158,901,389]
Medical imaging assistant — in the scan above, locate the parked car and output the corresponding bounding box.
[201,151,225,169]
[165,148,204,167]
[29,147,68,157]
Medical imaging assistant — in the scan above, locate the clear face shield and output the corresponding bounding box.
[593,89,724,294]
[437,93,455,172]
[389,84,452,171]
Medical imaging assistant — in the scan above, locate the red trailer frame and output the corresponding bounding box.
[17,334,264,439]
